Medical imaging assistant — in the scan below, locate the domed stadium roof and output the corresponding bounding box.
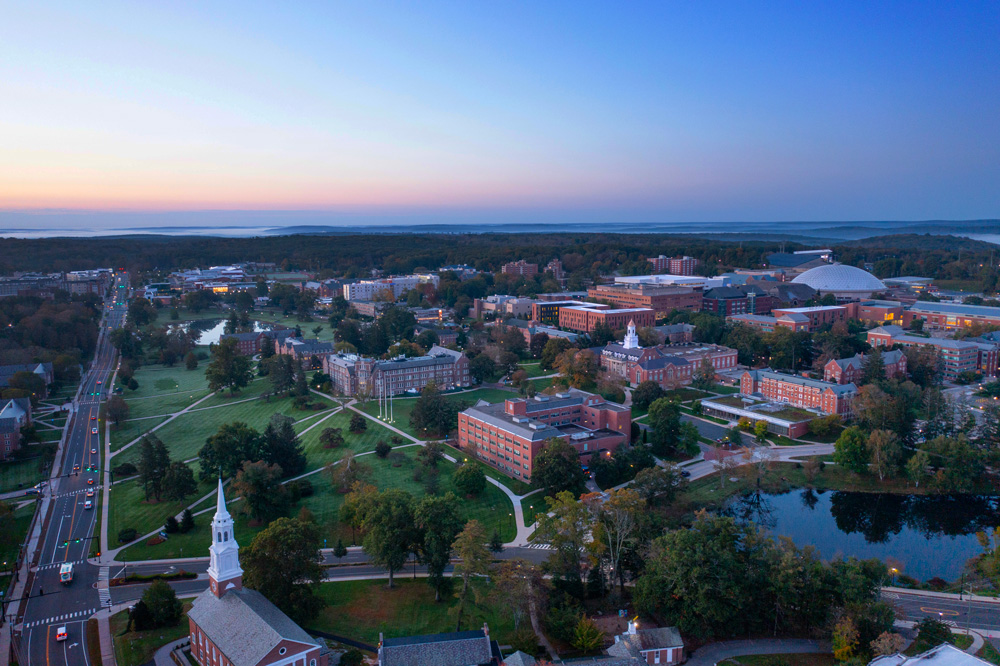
[791,264,886,296]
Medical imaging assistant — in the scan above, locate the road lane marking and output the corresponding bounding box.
[920,607,959,616]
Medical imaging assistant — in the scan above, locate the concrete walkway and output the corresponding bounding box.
[153,637,190,666]
[685,639,831,666]
[348,401,542,545]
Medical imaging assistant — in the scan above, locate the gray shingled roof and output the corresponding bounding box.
[380,629,493,666]
[637,356,689,370]
[187,587,319,666]
[606,627,683,660]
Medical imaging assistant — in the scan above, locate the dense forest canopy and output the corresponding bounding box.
[2,232,999,291]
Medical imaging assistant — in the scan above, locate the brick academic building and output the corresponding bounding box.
[558,304,655,333]
[741,370,856,416]
[587,283,702,318]
[457,390,631,482]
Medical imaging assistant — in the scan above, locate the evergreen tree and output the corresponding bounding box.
[179,508,195,533]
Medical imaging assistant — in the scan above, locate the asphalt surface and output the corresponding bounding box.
[108,544,553,605]
[886,589,1000,632]
[17,275,127,666]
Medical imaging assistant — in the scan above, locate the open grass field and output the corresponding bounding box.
[110,416,171,452]
[663,387,713,402]
[517,362,549,378]
[120,446,516,560]
[119,499,265,561]
[300,446,517,545]
[298,409,397,470]
[124,364,211,402]
[709,383,742,395]
[108,464,214,544]
[0,502,37,566]
[358,387,518,439]
[309,579,515,646]
[110,601,194,666]
[0,456,49,494]
[115,390,333,466]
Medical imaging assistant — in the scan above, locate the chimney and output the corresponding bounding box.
[628,619,638,635]
[483,622,489,637]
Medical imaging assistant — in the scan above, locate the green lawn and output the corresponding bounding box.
[709,384,741,395]
[124,364,211,401]
[115,391,332,467]
[0,456,49,493]
[120,448,516,560]
[906,632,973,655]
[110,416,171,452]
[663,387,713,402]
[301,447,517,546]
[298,410,398,470]
[520,495,544,528]
[108,465,214,544]
[516,362,549,379]
[124,387,211,421]
[309,579,515,646]
[0,503,36,566]
[977,642,1000,665]
[111,602,193,666]
[36,430,63,443]
[358,387,517,439]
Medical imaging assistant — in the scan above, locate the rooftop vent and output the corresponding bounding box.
[534,395,549,402]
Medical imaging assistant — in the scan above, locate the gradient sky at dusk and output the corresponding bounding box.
[2,1,999,227]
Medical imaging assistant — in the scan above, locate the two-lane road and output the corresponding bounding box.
[17,276,128,666]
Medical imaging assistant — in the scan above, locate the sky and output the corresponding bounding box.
[2,1,999,230]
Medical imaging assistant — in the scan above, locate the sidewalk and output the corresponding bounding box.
[886,586,1000,604]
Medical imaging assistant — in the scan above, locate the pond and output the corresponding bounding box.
[723,489,1000,582]
[171,319,279,346]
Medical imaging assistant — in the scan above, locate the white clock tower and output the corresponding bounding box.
[206,479,243,598]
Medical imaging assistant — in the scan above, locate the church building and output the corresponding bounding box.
[187,481,329,666]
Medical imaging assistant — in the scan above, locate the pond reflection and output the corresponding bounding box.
[722,489,999,581]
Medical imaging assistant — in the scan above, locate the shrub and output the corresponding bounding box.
[164,516,179,533]
[287,478,314,501]
[112,462,137,477]
[117,528,137,543]
[341,649,365,666]
[375,440,392,458]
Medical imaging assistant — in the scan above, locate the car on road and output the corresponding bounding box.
[92,427,98,435]
[24,488,39,495]
[97,380,102,384]
[86,489,94,497]
[55,626,67,642]
[84,500,93,510]
[87,478,95,485]
[73,464,80,472]
[680,470,691,478]
[91,448,97,454]
[90,415,96,420]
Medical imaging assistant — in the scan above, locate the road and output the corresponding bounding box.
[105,544,553,605]
[885,589,1000,633]
[15,274,127,666]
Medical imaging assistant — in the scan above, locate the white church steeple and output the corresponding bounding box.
[623,319,640,349]
[207,478,243,598]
